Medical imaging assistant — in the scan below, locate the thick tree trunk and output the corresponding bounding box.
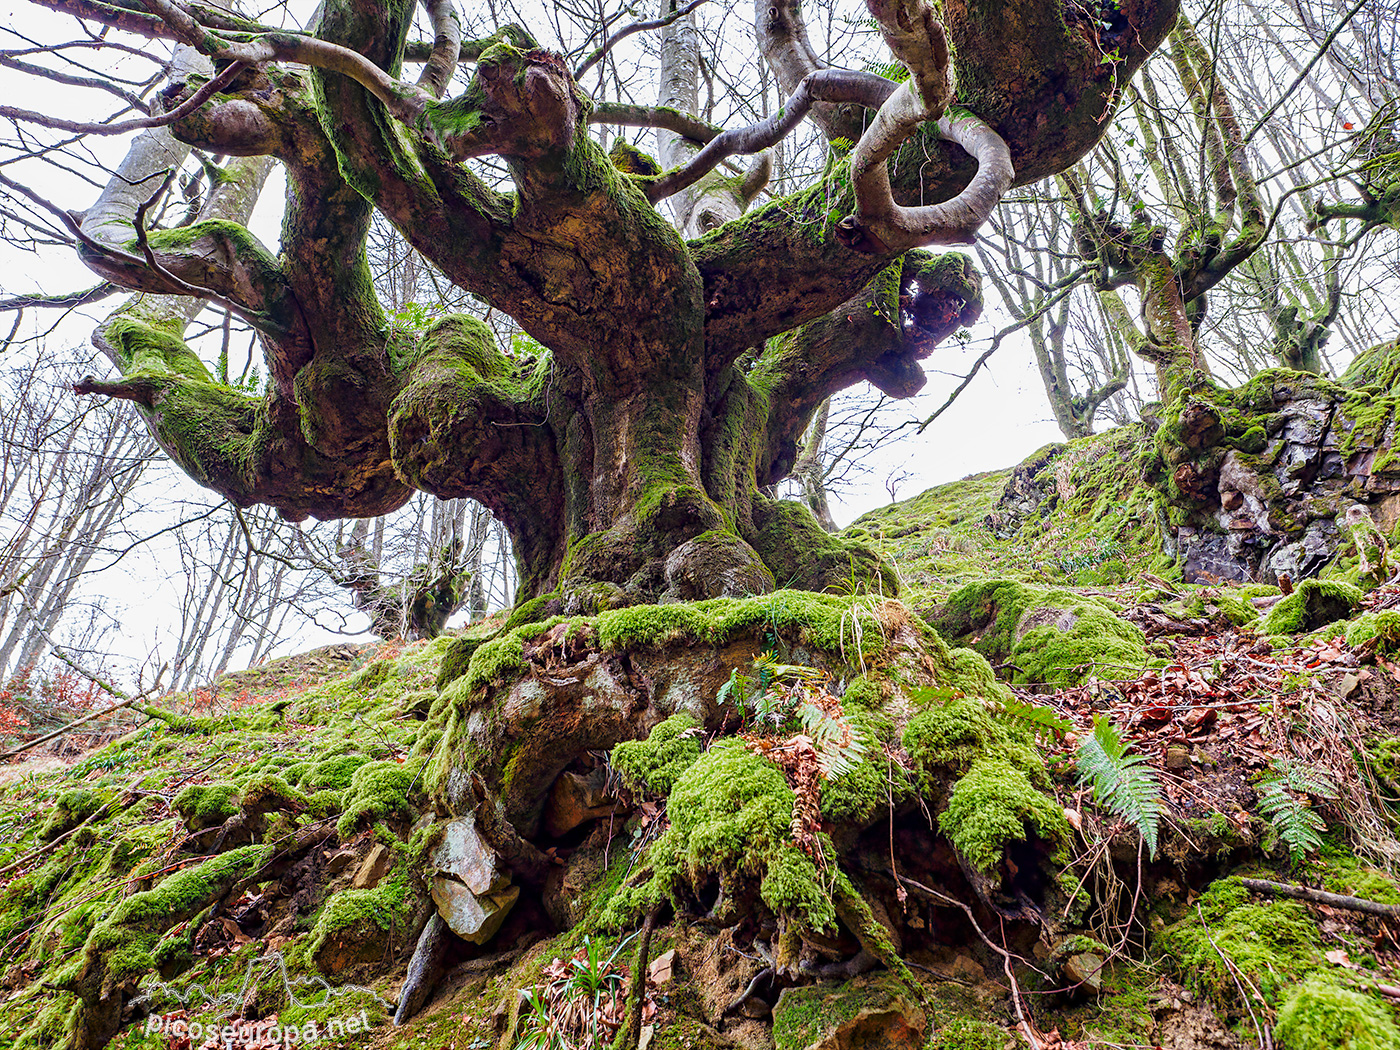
[66,0,1177,614]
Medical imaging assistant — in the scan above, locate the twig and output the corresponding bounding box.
[574,0,710,81]
[1240,878,1400,921]
[0,696,139,762]
[614,905,661,1050]
[894,873,1041,1045]
[0,58,247,137]
[1197,903,1271,1050]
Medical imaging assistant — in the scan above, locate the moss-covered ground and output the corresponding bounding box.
[9,417,1400,1050]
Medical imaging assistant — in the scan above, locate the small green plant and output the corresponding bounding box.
[1075,716,1163,858]
[990,696,1074,741]
[514,933,636,1050]
[1256,758,1337,864]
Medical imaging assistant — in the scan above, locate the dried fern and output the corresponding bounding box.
[1075,717,1163,859]
[1256,758,1337,864]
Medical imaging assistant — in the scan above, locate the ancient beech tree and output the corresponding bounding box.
[21,0,1177,610]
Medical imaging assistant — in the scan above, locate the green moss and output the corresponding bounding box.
[759,845,837,933]
[336,758,424,837]
[238,773,308,814]
[1319,852,1400,904]
[930,579,1148,687]
[1262,578,1363,635]
[1274,975,1400,1050]
[772,972,923,1050]
[928,1016,1008,1050]
[435,635,486,689]
[820,718,907,828]
[840,676,884,710]
[1345,610,1400,656]
[309,888,396,957]
[902,690,1043,787]
[299,752,369,792]
[938,757,1070,873]
[1156,877,1322,1005]
[454,631,527,695]
[85,843,268,986]
[39,788,104,841]
[610,714,702,796]
[603,739,838,934]
[173,782,239,830]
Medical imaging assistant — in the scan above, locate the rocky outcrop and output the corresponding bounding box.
[1147,345,1400,584]
[988,340,1400,585]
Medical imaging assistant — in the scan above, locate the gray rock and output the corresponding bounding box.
[432,815,508,895]
[430,876,519,944]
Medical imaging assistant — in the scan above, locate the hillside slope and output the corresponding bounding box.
[6,366,1400,1050]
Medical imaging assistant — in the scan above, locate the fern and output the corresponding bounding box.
[797,701,867,780]
[1256,759,1337,864]
[1075,717,1163,859]
[992,697,1073,741]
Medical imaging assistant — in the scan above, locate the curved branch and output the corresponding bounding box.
[647,69,896,204]
[138,0,435,126]
[755,0,865,142]
[839,109,1015,252]
[588,101,722,143]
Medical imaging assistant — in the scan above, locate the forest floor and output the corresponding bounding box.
[5,430,1400,1050]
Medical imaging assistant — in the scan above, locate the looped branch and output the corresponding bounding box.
[838,109,1015,252]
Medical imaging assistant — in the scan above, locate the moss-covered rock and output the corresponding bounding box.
[929,579,1149,686]
[1156,877,1323,1006]
[1274,974,1400,1050]
[172,782,239,831]
[1261,578,1363,635]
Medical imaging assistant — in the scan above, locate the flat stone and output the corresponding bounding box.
[1063,952,1105,994]
[430,876,519,945]
[648,949,678,986]
[325,849,357,875]
[352,843,393,889]
[542,769,622,838]
[431,816,507,895]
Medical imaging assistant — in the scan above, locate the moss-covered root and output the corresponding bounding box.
[832,879,931,1019]
[59,844,268,1050]
[611,905,662,1050]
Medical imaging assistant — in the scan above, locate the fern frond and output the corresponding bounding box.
[992,697,1073,740]
[1256,782,1328,863]
[1268,757,1338,799]
[1255,759,1337,864]
[797,701,866,781]
[1075,717,1163,859]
